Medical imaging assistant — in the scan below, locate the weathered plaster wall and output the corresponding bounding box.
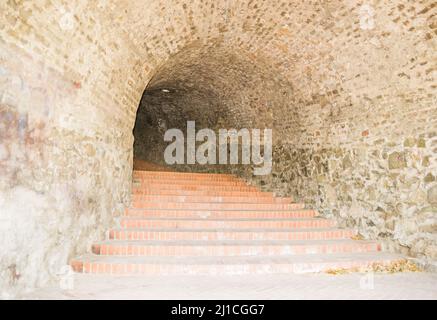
[0,34,135,298]
[0,1,142,296]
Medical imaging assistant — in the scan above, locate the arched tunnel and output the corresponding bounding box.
[0,0,436,296]
[133,41,291,172]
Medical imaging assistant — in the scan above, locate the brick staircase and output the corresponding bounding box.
[71,170,403,275]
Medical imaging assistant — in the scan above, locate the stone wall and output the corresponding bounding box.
[266,100,437,263]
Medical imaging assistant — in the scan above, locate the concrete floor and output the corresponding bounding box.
[21,271,437,300]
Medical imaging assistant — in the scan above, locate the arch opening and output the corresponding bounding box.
[133,41,296,172]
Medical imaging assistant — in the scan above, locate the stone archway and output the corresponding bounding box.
[0,0,435,295]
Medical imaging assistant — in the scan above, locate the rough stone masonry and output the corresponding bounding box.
[0,0,436,296]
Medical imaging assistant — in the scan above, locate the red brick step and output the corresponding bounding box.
[71,252,405,275]
[70,168,402,276]
[131,194,292,204]
[108,228,355,241]
[91,239,381,257]
[130,201,305,210]
[132,189,274,197]
[134,179,249,186]
[124,208,317,219]
[133,184,259,192]
[119,217,335,229]
[133,171,236,180]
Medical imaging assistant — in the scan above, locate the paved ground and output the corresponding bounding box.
[21,271,437,300]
